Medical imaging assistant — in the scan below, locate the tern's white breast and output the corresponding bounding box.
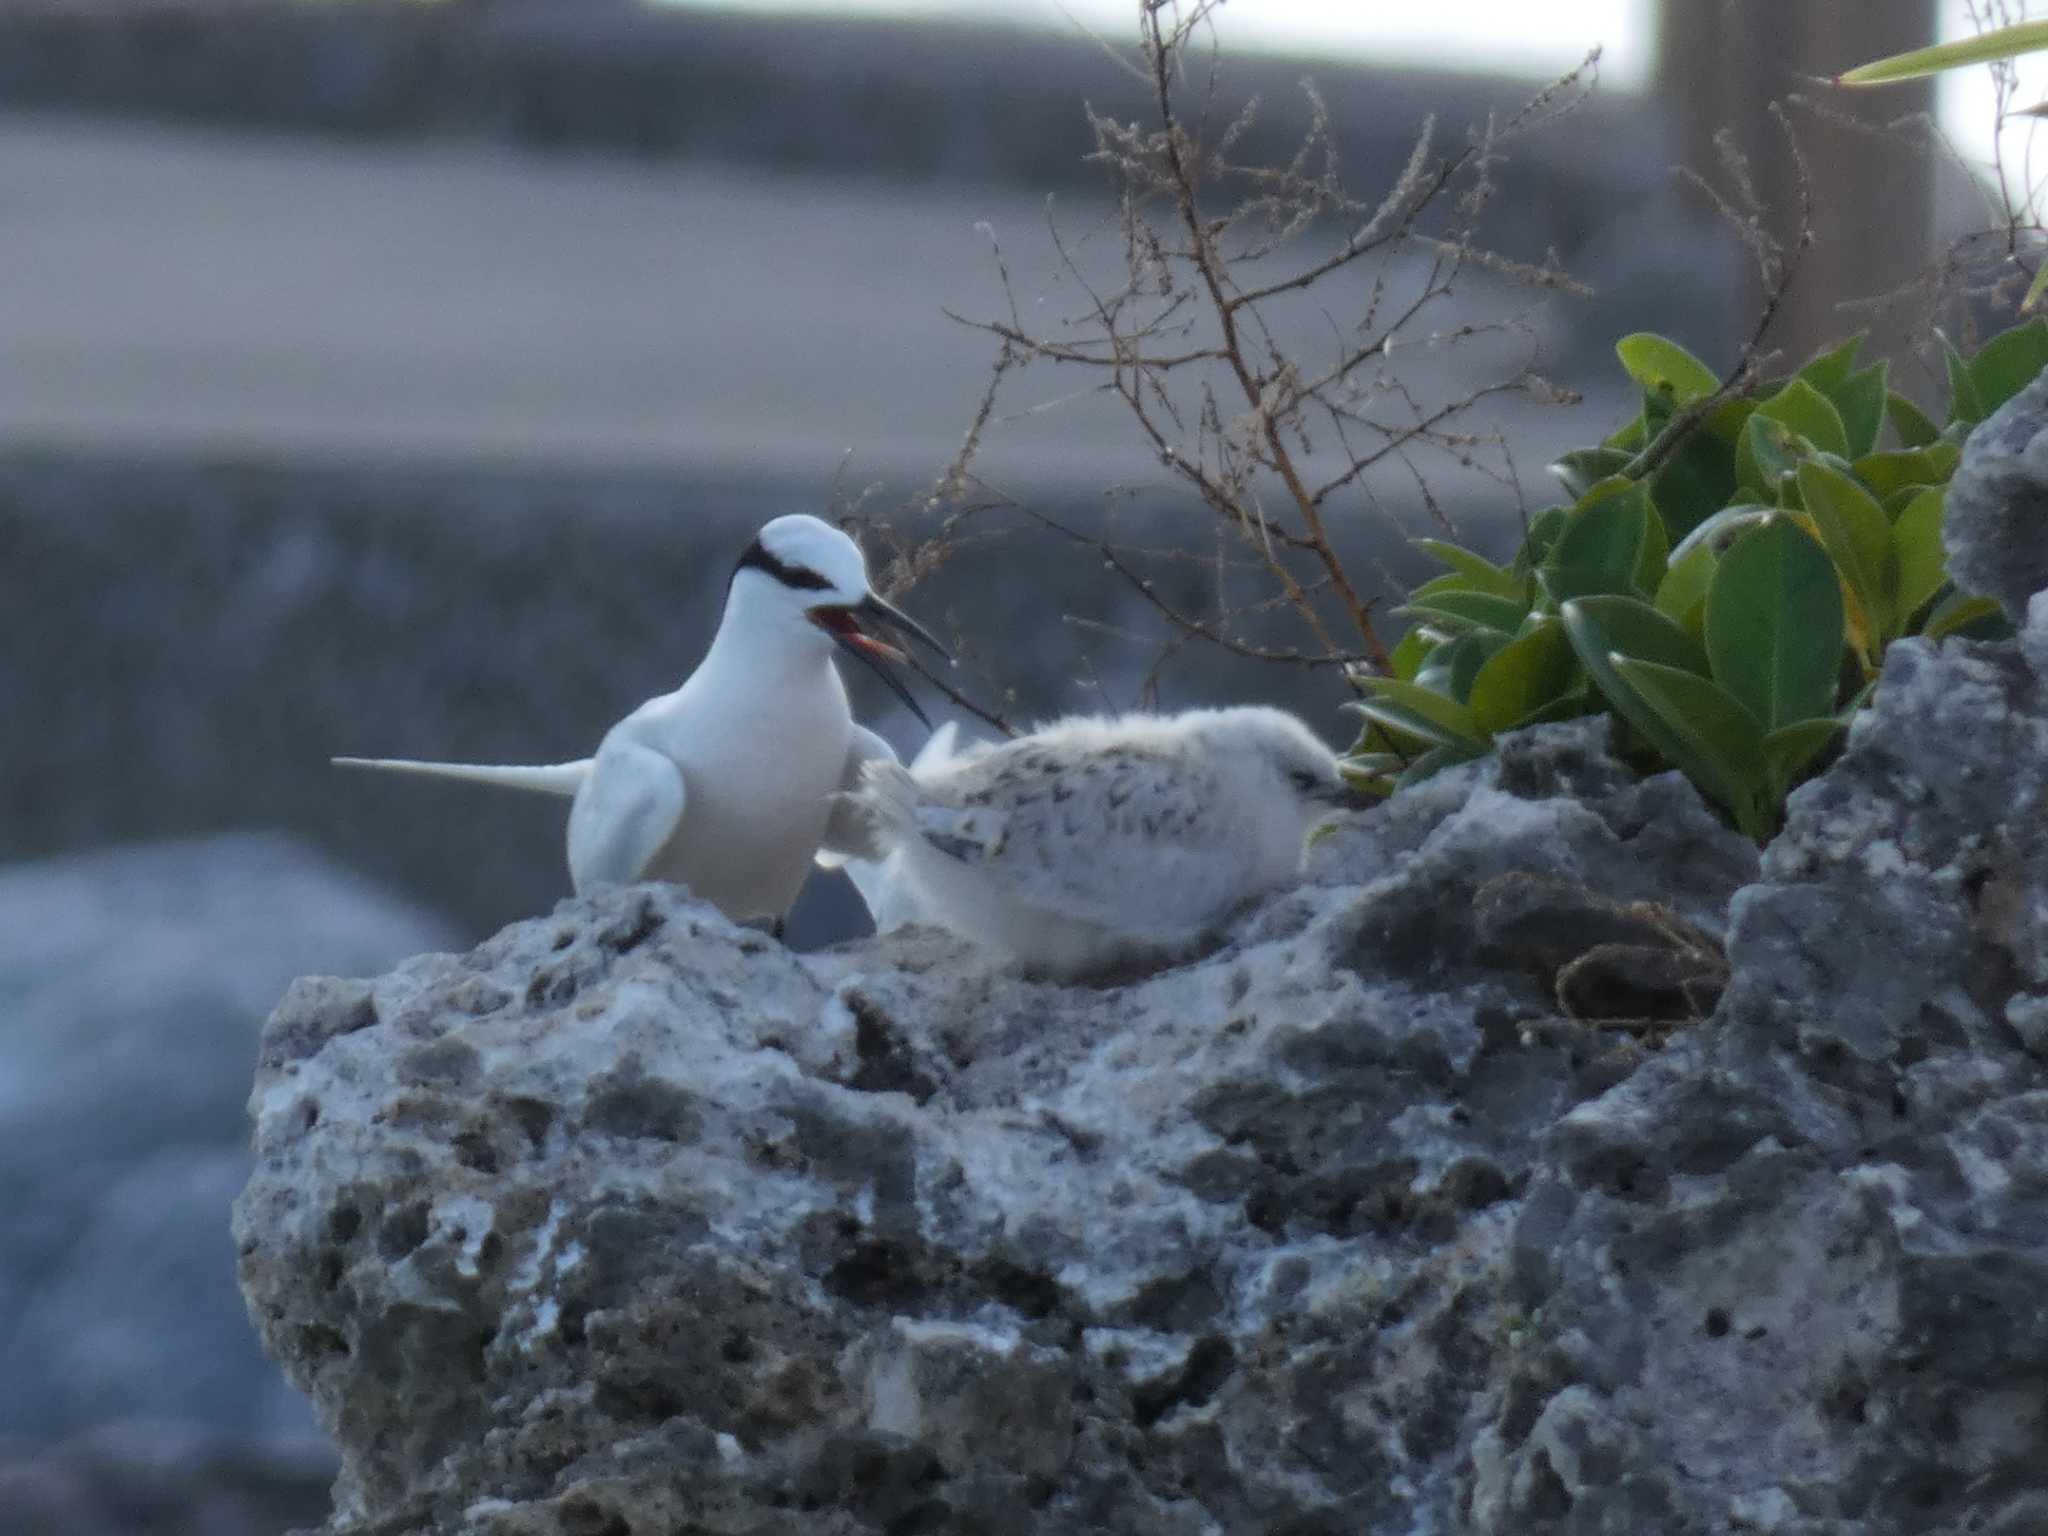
[641,660,853,919]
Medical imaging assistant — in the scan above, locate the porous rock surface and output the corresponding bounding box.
[1945,365,2048,622]
[237,619,2048,1533]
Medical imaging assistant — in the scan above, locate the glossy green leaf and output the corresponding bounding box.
[1669,504,1778,564]
[1968,317,2048,415]
[1889,487,1949,629]
[1923,591,2007,641]
[1411,539,1523,599]
[1603,413,1649,453]
[1611,655,1771,834]
[1798,460,1895,643]
[1703,517,1844,731]
[1346,704,1427,757]
[1646,421,1738,543]
[1761,717,1844,799]
[1556,598,1718,805]
[1341,750,1407,779]
[1807,448,1861,481]
[1732,417,1780,501]
[1412,642,1458,695]
[1828,363,1889,459]
[1346,699,1467,754]
[1839,678,1878,718]
[1388,624,1436,682]
[1409,571,1485,604]
[1796,335,1864,394]
[1941,332,1985,427]
[1852,446,1948,502]
[1399,590,1531,636]
[1704,395,1758,445]
[1469,618,1576,736]
[1837,21,2048,85]
[1616,332,1719,404]
[1347,679,1487,751]
[1736,410,1814,498]
[1426,630,1511,704]
[1634,491,1671,594]
[1764,378,1851,456]
[1541,481,1653,602]
[1561,593,1711,677]
[1511,685,1599,729]
[1395,742,1488,789]
[2025,261,2048,316]
[1887,391,1941,448]
[1512,507,1571,576]
[1654,539,1718,642]
[1550,447,1635,501]
[1882,487,1924,521]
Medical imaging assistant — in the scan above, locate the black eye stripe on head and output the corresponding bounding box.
[731,537,836,594]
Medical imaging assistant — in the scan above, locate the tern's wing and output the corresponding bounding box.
[566,739,686,893]
[932,748,1236,937]
[333,757,591,796]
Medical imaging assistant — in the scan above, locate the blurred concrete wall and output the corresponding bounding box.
[0,0,1648,221]
[1659,0,1939,367]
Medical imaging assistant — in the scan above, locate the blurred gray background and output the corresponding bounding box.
[0,1,1959,1531]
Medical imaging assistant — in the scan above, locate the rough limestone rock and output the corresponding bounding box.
[235,626,2048,1533]
[1944,364,2048,622]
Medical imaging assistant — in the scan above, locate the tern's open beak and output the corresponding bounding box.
[811,593,952,729]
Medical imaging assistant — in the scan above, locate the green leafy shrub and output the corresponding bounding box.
[1344,319,2044,838]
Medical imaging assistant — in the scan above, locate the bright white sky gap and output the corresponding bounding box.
[661,1,2031,200]
[1942,2,2048,195]
[658,0,1655,83]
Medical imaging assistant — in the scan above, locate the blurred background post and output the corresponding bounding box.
[0,2,1968,1532]
[1659,0,1939,366]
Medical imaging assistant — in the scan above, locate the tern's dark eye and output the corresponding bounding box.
[1288,768,1326,793]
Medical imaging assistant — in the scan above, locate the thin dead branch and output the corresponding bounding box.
[856,2,1596,708]
[1627,101,1817,481]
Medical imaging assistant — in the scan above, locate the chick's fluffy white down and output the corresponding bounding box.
[833,706,1343,976]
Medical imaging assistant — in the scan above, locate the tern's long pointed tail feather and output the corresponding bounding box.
[332,756,592,796]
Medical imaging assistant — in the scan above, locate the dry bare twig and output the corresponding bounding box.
[915,2,1598,695]
[1822,3,2048,372]
[1626,103,1817,480]
[847,1,1598,717]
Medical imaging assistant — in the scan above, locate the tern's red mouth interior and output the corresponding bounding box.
[811,606,907,663]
